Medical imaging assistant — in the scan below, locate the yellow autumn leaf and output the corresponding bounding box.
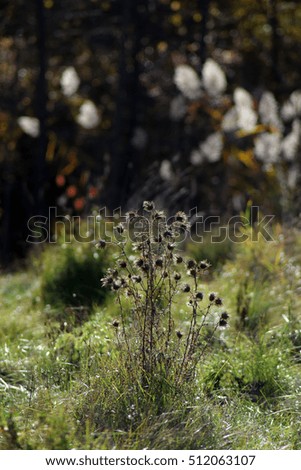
[235,149,259,170]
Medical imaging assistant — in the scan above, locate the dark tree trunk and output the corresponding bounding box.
[199,0,210,66]
[107,0,142,210]
[35,0,48,216]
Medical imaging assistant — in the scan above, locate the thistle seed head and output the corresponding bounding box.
[118,260,127,268]
[187,259,196,269]
[195,292,204,300]
[96,239,106,249]
[143,200,155,211]
[221,311,229,320]
[199,260,210,270]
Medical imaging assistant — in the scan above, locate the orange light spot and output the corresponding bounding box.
[56,174,65,187]
[74,197,85,211]
[66,185,77,198]
[88,186,98,199]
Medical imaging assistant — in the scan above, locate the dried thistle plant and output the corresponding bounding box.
[99,202,229,388]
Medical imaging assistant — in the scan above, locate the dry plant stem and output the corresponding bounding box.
[117,293,133,366]
[165,274,174,354]
[188,303,213,361]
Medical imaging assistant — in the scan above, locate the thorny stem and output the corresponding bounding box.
[117,292,133,367]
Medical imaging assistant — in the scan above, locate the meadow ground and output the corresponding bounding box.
[1,221,301,450]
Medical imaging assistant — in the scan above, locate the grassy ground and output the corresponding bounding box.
[1,224,301,450]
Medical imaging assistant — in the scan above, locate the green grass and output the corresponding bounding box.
[1,224,301,449]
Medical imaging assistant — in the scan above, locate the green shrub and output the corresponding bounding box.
[40,242,108,323]
[203,336,292,404]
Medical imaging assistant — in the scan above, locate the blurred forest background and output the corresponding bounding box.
[1,0,301,265]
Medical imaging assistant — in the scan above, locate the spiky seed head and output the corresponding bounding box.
[187,259,196,269]
[221,311,229,320]
[163,230,173,239]
[126,210,138,220]
[118,260,127,268]
[153,210,165,220]
[143,200,155,211]
[135,258,144,268]
[175,211,187,223]
[188,268,197,277]
[96,239,106,249]
[113,281,121,290]
[115,223,124,234]
[199,260,210,270]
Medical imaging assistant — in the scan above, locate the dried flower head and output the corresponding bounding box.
[174,255,183,264]
[126,210,138,221]
[155,258,164,268]
[199,260,210,270]
[187,269,197,277]
[153,210,165,220]
[141,263,150,272]
[221,311,229,320]
[215,297,223,306]
[187,259,196,269]
[118,260,127,269]
[163,229,173,239]
[112,320,119,328]
[182,283,191,293]
[143,200,155,212]
[135,258,144,268]
[174,272,181,281]
[176,330,183,339]
[209,292,216,302]
[100,275,113,287]
[219,318,228,328]
[96,239,106,249]
[195,292,204,300]
[132,275,142,283]
[113,280,122,290]
[175,211,188,223]
[109,269,119,278]
[115,223,125,234]
[167,242,175,251]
